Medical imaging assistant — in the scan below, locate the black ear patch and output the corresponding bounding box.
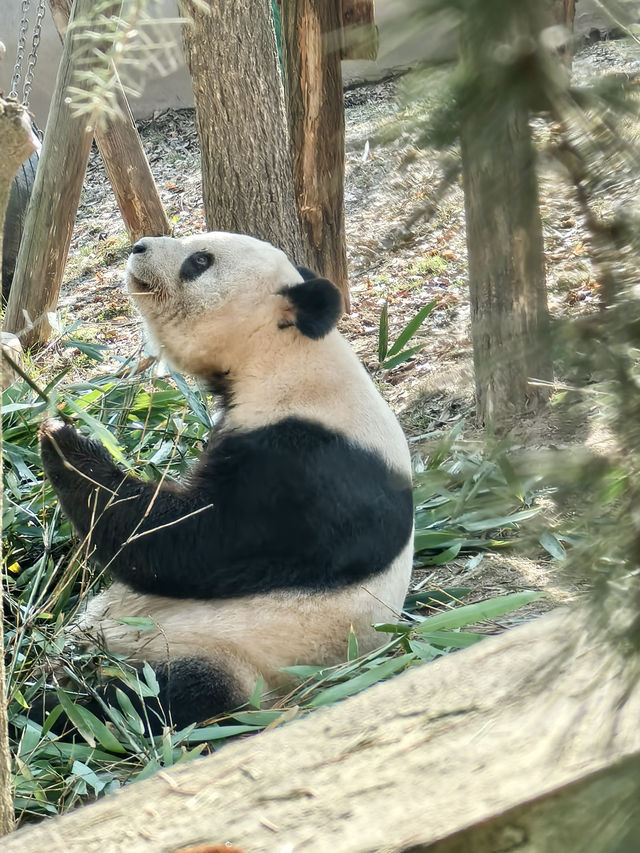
[279,278,342,340]
[295,265,319,282]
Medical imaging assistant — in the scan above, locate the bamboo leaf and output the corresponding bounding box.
[386,299,437,358]
[414,591,541,635]
[382,343,424,370]
[309,653,415,707]
[539,531,566,560]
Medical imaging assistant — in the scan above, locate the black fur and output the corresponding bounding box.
[40,418,413,600]
[179,251,214,282]
[95,658,238,733]
[34,659,238,736]
[295,265,319,282]
[279,278,342,339]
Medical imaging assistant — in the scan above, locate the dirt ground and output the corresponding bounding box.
[26,36,640,614]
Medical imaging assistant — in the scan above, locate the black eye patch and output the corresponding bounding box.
[179,251,214,282]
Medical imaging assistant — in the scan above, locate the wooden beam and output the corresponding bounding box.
[4,608,640,851]
[4,0,123,346]
[0,99,36,837]
[48,0,170,243]
[340,0,378,60]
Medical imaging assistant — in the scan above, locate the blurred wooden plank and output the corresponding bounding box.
[4,607,640,851]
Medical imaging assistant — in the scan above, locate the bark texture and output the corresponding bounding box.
[340,0,378,60]
[281,0,350,309]
[4,0,124,347]
[3,609,640,852]
[0,96,36,838]
[49,0,171,244]
[178,0,304,264]
[460,3,553,425]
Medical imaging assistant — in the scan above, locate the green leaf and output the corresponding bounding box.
[403,587,471,610]
[386,299,437,358]
[248,677,264,709]
[378,300,389,362]
[232,710,282,726]
[184,724,261,743]
[382,343,424,370]
[423,541,462,565]
[115,617,157,631]
[115,688,145,735]
[55,689,126,753]
[414,530,465,551]
[142,662,160,697]
[41,703,65,737]
[539,532,566,560]
[420,630,485,649]
[64,401,133,469]
[459,507,539,532]
[279,665,328,680]
[62,339,109,362]
[309,653,415,707]
[414,591,541,635]
[169,370,211,428]
[347,627,359,661]
[71,760,106,794]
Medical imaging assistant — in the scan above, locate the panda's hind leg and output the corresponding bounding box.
[93,658,243,734]
[154,657,242,729]
[35,657,247,738]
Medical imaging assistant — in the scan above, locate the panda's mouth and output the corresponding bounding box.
[127,273,157,295]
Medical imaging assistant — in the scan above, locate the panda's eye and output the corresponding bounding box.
[180,251,214,282]
[193,252,212,268]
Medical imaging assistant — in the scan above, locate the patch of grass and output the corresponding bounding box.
[2,364,547,823]
[65,233,130,281]
[96,302,134,322]
[408,254,449,276]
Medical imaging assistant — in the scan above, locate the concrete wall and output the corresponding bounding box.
[0,0,637,129]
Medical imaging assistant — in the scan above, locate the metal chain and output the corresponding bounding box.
[9,0,31,100]
[22,0,47,107]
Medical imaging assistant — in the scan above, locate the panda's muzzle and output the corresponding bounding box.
[127,242,159,295]
[127,272,155,294]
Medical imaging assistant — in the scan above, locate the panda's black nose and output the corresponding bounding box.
[131,240,148,254]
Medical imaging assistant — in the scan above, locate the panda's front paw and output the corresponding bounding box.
[40,419,111,488]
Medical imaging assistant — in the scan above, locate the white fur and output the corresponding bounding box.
[127,232,410,473]
[71,536,413,699]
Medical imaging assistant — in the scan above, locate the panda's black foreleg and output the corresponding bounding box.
[39,419,212,596]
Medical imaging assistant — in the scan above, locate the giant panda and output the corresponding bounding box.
[39,232,414,731]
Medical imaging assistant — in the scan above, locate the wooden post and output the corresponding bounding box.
[48,0,170,243]
[4,0,123,346]
[0,97,36,838]
[340,0,378,60]
[460,3,553,424]
[281,1,350,311]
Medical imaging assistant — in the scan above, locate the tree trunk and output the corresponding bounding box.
[0,97,36,838]
[460,3,553,425]
[49,0,171,243]
[4,0,124,348]
[340,0,378,60]
[281,0,350,310]
[3,608,640,851]
[178,0,304,266]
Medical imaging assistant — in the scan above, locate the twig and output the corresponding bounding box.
[1,348,50,404]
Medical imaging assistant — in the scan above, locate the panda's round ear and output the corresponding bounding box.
[278,276,342,340]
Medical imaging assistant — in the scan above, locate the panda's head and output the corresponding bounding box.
[126,232,342,378]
